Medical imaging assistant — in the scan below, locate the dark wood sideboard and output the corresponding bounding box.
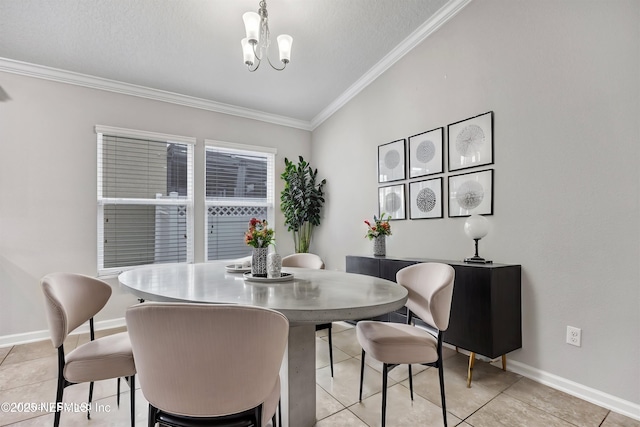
[346,255,522,384]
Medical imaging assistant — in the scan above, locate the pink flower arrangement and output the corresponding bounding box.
[364,213,392,240]
[244,218,275,248]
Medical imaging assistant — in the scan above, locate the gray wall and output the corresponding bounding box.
[312,0,639,408]
[0,71,310,337]
[0,0,638,415]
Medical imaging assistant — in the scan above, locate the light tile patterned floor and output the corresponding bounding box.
[0,322,637,426]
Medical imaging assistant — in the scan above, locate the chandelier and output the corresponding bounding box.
[241,1,293,72]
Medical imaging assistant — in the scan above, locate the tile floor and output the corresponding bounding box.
[0,323,637,427]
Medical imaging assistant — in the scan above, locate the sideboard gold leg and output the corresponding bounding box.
[502,354,507,371]
[467,352,476,388]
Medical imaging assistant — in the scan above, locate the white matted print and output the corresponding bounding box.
[448,169,493,217]
[378,139,406,183]
[409,127,443,178]
[378,184,406,220]
[448,111,493,171]
[410,178,442,219]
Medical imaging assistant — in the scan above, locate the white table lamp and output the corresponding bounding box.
[464,214,492,264]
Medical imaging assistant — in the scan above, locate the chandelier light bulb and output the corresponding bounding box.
[242,12,261,44]
[241,38,255,66]
[277,34,292,63]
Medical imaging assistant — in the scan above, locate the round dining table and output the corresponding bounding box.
[119,261,408,427]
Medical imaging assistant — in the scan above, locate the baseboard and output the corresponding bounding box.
[506,359,640,421]
[441,344,639,420]
[0,317,127,348]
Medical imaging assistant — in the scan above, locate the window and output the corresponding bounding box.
[205,141,276,261]
[96,125,195,274]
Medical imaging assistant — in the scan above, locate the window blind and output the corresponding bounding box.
[205,141,275,261]
[96,126,195,273]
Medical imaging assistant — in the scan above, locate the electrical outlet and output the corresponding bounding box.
[566,326,581,347]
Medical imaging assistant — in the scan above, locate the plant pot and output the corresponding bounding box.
[251,247,268,277]
[373,235,386,257]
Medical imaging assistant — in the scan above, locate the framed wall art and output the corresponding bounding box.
[378,184,406,220]
[378,139,406,183]
[448,169,493,217]
[409,127,443,178]
[409,178,443,219]
[448,111,493,171]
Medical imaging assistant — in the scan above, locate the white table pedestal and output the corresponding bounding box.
[280,323,316,427]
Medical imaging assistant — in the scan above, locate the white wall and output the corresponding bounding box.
[312,0,639,411]
[0,71,310,338]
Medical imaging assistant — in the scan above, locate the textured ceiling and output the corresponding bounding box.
[0,0,454,125]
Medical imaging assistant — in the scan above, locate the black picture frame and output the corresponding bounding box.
[409,178,443,219]
[448,169,493,217]
[408,127,443,178]
[378,184,406,220]
[378,139,406,183]
[447,111,494,171]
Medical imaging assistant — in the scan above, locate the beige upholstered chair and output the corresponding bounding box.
[40,273,136,427]
[356,263,455,427]
[281,253,325,270]
[281,253,335,376]
[125,302,289,427]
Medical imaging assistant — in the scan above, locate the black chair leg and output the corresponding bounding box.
[381,363,388,427]
[128,375,136,427]
[54,347,66,427]
[408,364,414,400]
[254,404,263,427]
[117,377,121,407]
[359,349,366,401]
[54,374,65,427]
[148,404,158,427]
[438,365,447,427]
[327,323,334,377]
[278,399,282,427]
[87,380,94,419]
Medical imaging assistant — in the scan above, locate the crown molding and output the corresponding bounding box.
[0,0,469,134]
[0,57,313,131]
[309,0,472,130]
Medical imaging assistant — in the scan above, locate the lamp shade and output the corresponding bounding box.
[464,214,490,240]
[241,38,255,65]
[242,11,261,43]
[277,34,293,63]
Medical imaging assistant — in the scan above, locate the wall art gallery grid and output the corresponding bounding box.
[376,111,494,221]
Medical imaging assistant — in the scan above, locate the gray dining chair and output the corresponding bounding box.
[125,302,289,427]
[40,273,136,427]
[356,262,455,427]
[281,253,335,376]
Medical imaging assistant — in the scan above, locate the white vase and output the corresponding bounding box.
[267,252,282,278]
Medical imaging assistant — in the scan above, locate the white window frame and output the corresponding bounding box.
[96,125,195,276]
[204,140,276,261]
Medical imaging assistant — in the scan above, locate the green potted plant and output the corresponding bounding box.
[280,156,326,253]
